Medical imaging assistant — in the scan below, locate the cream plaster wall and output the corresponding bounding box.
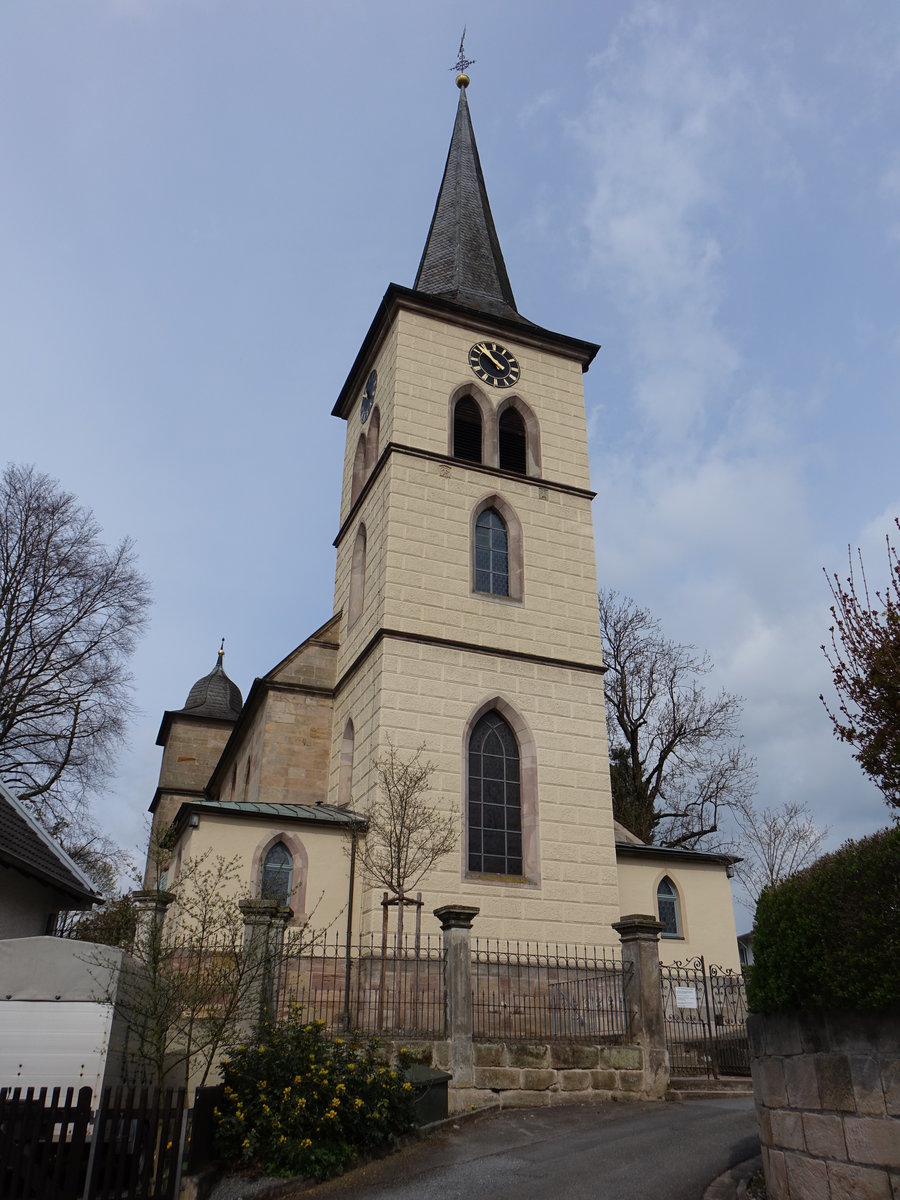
[616,856,741,971]
[172,814,358,935]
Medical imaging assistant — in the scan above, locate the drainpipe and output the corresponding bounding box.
[343,825,358,1030]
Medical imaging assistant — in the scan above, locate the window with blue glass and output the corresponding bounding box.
[657,876,681,937]
[474,508,509,596]
[261,842,293,905]
[468,711,522,876]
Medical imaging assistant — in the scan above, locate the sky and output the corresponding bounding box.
[3,1,898,933]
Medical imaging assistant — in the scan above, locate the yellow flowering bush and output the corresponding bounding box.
[216,1009,415,1180]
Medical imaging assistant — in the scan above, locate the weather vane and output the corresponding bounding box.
[451,27,475,76]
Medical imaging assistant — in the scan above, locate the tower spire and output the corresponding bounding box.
[413,57,522,322]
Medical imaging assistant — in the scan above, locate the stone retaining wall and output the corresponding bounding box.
[380,1038,653,1112]
[749,1011,900,1199]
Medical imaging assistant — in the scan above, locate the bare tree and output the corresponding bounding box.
[599,589,756,848]
[822,520,900,811]
[728,799,828,905]
[99,844,267,1093]
[0,464,150,861]
[356,741,456,902]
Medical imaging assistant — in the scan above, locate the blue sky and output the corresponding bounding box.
[3,2,897,929]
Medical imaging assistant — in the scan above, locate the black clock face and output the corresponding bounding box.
[360,369,377,423]
[468,341,520,389]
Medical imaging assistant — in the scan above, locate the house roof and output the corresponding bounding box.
[0,779,102,906]
[171,797,367,833]
[614,838,740,868]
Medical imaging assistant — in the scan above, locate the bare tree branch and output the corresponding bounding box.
[355,741,456,898]
[0,463,150,865]
[599,589,756,848]
[727,799,828,905]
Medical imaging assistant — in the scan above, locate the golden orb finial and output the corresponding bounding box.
[456,71,469,89]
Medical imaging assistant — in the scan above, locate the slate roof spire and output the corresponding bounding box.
[413,73,522,322]
[179,641,243,721]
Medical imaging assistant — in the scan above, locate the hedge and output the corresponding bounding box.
[747,824,900,1013]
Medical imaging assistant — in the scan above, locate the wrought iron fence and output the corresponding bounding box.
[471,940,631,1043]
[275,929,446,1038]
[661,956,749,1077]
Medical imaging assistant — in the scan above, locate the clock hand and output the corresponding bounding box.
[478,343,504,371]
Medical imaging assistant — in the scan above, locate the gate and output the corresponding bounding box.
[660,957,749,1077]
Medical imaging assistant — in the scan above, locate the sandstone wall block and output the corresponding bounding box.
[844,1116,900,1169]
[827,1160,893,1200]
[802,1112,847,1160]
[784,1150,829,1197]
[550,1044,600,1070]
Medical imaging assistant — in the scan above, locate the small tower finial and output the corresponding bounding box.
[452,27,474,88]
[218,637,225,661]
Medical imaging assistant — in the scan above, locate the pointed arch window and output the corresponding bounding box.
[474,508,508,596]
[338,718,355,808]
[453,396,483,464]
[351,433,367,505]
[347,524,367,628]
[365,407,381,473]
[657,876,682,938]
[261,842,293,905]
[468,711,522,876]
[498,407,527,474]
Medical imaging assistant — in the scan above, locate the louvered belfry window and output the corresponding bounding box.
[468,711,523,876]
[474,508,509,596]
[498,408,527,474]
[453,396,483,463]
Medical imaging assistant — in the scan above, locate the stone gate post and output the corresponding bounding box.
[239,898,292,1022]
[131,888,175,954]
[612,913,669,1097]
[434,904,479,1089]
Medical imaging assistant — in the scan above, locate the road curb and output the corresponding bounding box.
[702,1154,762,1200]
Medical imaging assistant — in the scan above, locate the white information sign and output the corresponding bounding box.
[675,986,699,1010]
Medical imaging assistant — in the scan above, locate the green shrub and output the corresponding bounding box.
[215,1011,416,1181]
[748,825,900,1013]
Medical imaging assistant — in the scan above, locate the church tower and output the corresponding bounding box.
[327,73,620,944]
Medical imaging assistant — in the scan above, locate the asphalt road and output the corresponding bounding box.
[283,1097,759,1200]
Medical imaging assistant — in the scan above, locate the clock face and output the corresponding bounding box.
[468,341,520,389]
[360,369,377,423]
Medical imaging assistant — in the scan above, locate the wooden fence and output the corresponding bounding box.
[0,1085,186,1200]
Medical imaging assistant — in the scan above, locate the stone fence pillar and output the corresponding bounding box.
[612,913,669,1097]
[239,899,292,1022]
[434,904,479,1089]
[131,888,175,955]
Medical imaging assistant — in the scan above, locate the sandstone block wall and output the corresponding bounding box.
[749,1011,900,1200]
[377,1038,657,1113]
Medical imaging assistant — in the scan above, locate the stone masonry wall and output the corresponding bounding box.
[749,1011,900,1200]
[380,1039,652,1114]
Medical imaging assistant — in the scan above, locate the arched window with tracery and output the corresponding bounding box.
[261,841,293,905]
[498,407,527,474]
[453,396,483,464]
[657,876,682,938]
[474,508,508,596]
[467,710,522,876]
